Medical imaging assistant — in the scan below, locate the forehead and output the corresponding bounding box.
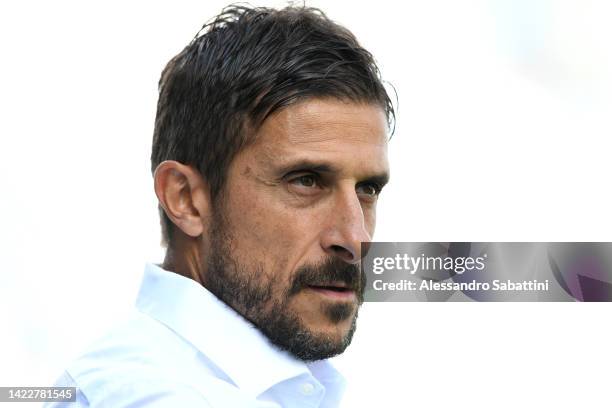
[248,98,389,175]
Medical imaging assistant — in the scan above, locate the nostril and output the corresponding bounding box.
[330,245,355,262]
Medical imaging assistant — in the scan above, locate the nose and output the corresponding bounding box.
[320,188,372,264]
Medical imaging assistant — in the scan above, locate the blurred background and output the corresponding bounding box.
[1,1,611,406]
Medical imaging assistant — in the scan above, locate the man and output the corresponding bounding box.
[49,4,393,407]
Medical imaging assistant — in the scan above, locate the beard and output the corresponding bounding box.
[202,211,365,362]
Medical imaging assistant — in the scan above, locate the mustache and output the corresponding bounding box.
[288,257,365,299]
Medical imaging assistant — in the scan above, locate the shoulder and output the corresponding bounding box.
[60,310,217,407]
[48,371,213,407]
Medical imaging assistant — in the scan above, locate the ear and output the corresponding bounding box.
[153,161,211,238]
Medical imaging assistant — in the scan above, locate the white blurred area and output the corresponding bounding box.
[0,1,610,407]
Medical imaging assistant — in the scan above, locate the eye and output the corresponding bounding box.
[292,174,318,188]
[356,183,381,198]
[286,173,323,196]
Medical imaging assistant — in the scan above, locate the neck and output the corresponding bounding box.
[163,240,204,285]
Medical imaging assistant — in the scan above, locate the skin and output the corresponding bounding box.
[154,98,389,350]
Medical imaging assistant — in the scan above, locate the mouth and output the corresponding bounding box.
[307,282,356,300]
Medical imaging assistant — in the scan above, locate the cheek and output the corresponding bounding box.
[223,188,312,274]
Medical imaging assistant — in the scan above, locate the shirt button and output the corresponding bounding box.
[300,382,315,396]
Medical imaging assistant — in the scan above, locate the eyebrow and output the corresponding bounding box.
[276,159,338,175]
[275,159,390,187]
[361,173,390,188]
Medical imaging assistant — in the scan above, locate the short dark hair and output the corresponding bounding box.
[151,4,395,247]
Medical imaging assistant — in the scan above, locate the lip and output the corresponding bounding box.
[307,285,356,300]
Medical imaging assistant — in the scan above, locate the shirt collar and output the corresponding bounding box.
[135,263,345,399]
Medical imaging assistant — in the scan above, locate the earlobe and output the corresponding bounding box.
[153,161,210,238]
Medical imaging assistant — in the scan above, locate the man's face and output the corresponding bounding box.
[202,98,389,361]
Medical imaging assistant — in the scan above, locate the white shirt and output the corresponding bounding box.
[46,263,346,407]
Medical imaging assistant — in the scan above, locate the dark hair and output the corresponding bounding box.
[151,4,395,247]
